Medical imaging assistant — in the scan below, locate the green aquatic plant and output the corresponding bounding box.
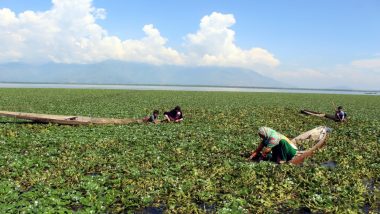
[0,88,379,213]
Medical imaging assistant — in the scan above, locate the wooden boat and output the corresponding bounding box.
[300,109,339,122]
[0,111,143,125]
[289,126,330,164]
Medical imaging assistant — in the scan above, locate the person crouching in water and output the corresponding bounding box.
[248,127,298,164]
[163,106,183,123]
[143,110,160,124]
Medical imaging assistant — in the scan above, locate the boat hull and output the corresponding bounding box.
[0,111,142,125]
[289,126,330,164]
[300,109,340,122]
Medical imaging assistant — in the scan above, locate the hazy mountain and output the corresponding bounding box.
[0,61,287,87]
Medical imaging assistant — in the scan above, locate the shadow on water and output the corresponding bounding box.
[197,202,216,213]
[134,205,165,214]
[298,207,312,214]
[70,203,84,212]
[279,206,312,214]
[85,172,102,177]
[133,203,315,213]
[0,120,81,126]
[0,121,37,124]
[320,161,337,169]
[132,203,216,214]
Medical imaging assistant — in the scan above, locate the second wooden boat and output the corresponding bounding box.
[300,109,339,121]
[0,111,142,125]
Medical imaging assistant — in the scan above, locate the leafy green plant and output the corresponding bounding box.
[0,88,379,212]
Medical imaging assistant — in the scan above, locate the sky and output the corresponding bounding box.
[0,0,379,89]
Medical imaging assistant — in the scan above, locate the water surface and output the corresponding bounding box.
[0,83,378,95]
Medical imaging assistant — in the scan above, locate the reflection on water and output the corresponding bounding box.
[0,83,378,95]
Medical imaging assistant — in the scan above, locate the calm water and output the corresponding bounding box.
[0,83,378,95]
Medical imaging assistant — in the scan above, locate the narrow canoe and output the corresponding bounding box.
[300,109,325,117]
[289,126,330,165]
[0,111,142,125]
[300,109,339,122]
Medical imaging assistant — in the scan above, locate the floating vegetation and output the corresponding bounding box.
[0,88,379,213]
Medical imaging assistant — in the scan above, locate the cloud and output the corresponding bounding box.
[185,12,280,69]
[271,64,380,90]
[0,0,183,65]
[0,2,278,69]
[121,24,185,65]
[351,58,380,70]
[270,68,332,89]
[331,65,380,90]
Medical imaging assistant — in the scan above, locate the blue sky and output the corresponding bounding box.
[1,0,380,89]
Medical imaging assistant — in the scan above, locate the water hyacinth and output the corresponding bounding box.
[0,88,379,213]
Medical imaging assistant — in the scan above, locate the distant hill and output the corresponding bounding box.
[0,61,287,87]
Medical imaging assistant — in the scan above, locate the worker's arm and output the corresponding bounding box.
[175,118,183,123]
[262,147,272,158]
[248,142,264,160]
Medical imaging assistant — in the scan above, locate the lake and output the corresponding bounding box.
[0,83,378,95]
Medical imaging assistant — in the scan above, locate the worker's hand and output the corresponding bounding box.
[248,152,257,160]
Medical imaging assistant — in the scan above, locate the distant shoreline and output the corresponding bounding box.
[0,82,379,95]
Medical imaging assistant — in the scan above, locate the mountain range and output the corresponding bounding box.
[0,61,287,88]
